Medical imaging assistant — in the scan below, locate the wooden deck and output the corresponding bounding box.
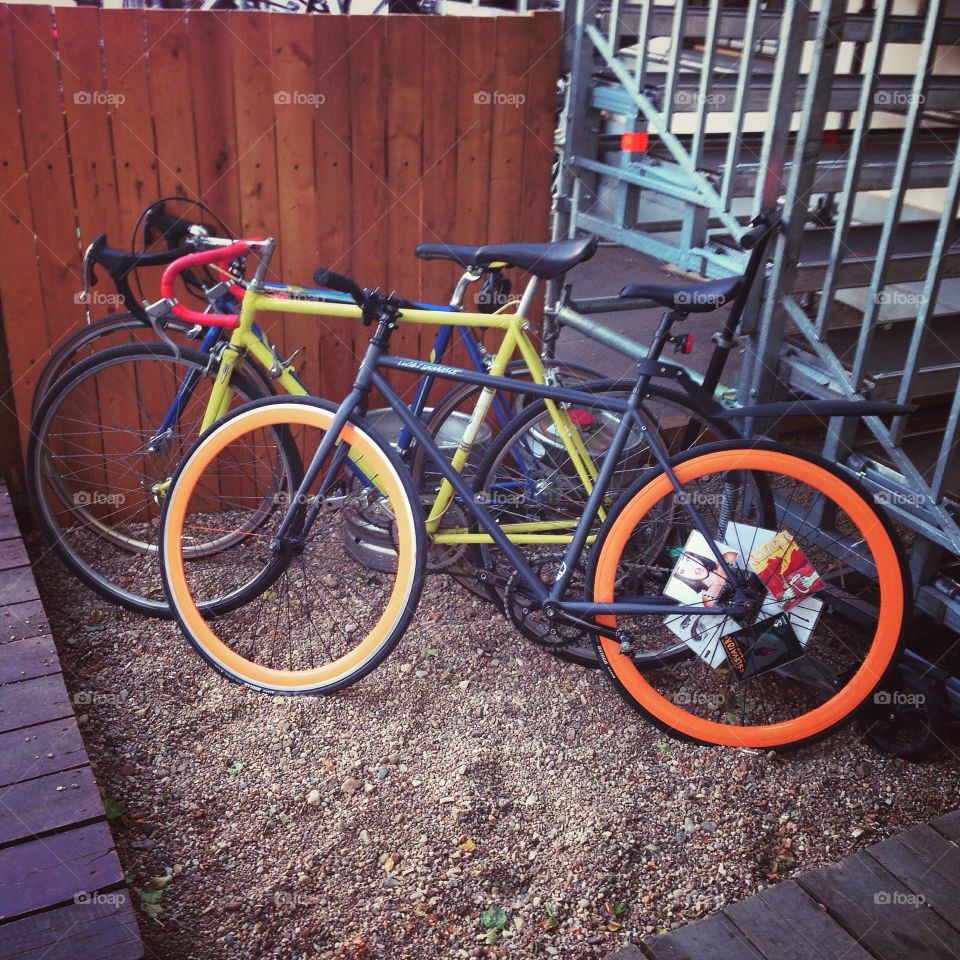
[0,485,143,960]
[608,809,960,960]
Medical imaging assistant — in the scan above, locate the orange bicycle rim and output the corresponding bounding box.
[593,448,904,748]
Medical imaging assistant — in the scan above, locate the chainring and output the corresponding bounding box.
[504,555,591,650]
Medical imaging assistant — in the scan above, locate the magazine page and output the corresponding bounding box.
[662,530,740,668]
[724,522,825,645]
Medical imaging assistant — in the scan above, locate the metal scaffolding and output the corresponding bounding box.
[555,0,960,636]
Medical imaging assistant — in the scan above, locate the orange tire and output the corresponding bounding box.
[589,441,908,750]
[160,397,426,694]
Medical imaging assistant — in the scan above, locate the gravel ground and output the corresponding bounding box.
[31,540,960,960]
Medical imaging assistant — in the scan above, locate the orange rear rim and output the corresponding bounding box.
[594,448,904,748]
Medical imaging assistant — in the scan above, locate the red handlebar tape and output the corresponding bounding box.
[159,240,261,327]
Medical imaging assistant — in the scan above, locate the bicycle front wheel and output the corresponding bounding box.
[588,441,909,750]
[160,397,427,695]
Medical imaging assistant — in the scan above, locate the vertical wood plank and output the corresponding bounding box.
[487,16,533,325]
[453,18,497,245]
[101,8,160,240]
[144,10,200,200]
[419,17,463,308]
[188,11,243,238]
[313,15,355,399]
[452,17,497,357]
[345,15,389,403]
[8,4,80,350]
[230,11,286,358]
[271,14,320,394]
[57,7,124,324]
[0,6,50,459]
[348,15,389,296]
[386,15,425,384]
[520,13,563,244]
[487,18,530,244]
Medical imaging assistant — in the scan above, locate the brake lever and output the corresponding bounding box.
[78,238,103,325]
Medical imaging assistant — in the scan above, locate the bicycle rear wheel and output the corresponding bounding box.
[159,397,427,695]
[27,342,286,615]
[588,441,909,750]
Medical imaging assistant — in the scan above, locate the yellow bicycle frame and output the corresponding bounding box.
[199,285,604,547]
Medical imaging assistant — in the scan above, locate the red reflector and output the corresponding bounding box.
[682,334,694,355]
[621,131,649,152]
[822,130,840,146]
[568,408,595,428]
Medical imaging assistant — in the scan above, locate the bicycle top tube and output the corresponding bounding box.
[261,282,447,312]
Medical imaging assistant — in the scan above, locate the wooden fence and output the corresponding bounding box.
[0,4,561,490]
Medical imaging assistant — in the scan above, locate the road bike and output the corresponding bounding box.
[27,223,600,616]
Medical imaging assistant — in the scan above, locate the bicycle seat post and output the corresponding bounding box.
[515,275,539,322]
[648,308,687,362]
[449,266,484,309]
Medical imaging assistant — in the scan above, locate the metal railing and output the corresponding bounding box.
[555,0,960,630]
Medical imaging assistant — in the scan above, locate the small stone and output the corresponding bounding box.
[306,789,321,806]
[376,766,389,780]
[341,777,362,795]
[399,663,413,674]
[701,820,717,834]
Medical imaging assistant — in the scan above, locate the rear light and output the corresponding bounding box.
[568,408,595,428]
[621,131,649,153]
